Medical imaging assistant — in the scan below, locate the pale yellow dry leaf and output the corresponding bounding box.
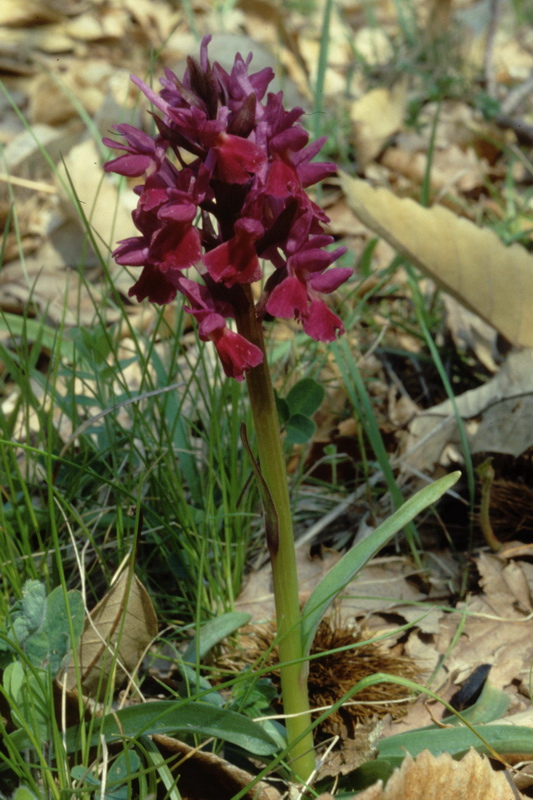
[66,563,158,698]
[340,173,533,347]
[56,138,136,292]
[354,749,523,800]
[350,78,408,167]
[352,27,394,66]
[0,0,62,25]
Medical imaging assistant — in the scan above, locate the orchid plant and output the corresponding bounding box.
[103,35,348,780]
[103,36,459,783]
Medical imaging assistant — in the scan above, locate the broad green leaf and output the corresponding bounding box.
[378,723,533,765]
[301,472,460,655]
[44,587,84,674]
[175,661,225,707]
[10,701,278,757]
[286,378,325,417]
[20,581,46,632]
[183,611,251,664]
[4,663,50,740]
[441,681,510,726]
[285,414,316,445]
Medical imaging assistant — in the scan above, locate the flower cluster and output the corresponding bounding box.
[104,36,350,380]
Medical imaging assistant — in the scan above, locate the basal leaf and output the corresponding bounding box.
[301,472,460,655]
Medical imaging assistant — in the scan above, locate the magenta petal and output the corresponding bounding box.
[298,161,337,187]
[158,201,197,222]
[203,218,263,286]
[212,327,263,381]
[303,300,344,341]
[104,153,152,177]
[309,266,352,293]
[266,276,308,318]
[214,133,266,183]
[197,314,263,380]
[290,248,336,273]
[265,159,300,198]
[152,225,201,272]
[113,238,150,266]
[270,127,309,153]
[128,266,180,304]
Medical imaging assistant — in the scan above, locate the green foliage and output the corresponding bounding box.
[301,472,460,655]
[0,581,84,673]
[71,751,141,800]
[276,377,325,445]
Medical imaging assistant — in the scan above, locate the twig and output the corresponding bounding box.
[484,0,501,98]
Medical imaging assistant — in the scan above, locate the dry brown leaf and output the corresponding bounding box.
[442,295,499,373]
[354,749,523,799]
[236,546,342,621]
[340,173,533,348]
[340,557,450,635]
[405,350,533,470]
[381,144,487,194]
[350,78,408,168]
[0,258,104,325]
[434,552,533,693]
[153,735,280,800]
[66,560,158,698]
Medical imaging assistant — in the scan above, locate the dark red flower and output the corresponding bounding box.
[104,35,349,379]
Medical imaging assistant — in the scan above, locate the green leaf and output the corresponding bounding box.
[285,414,316,445]
[20,581,46,632]
[275,393,290,425]
[4,663,50,740]
[0,313,74,362]
[378,723,533,765]
[11,701,278,757]
[182,612,251,664]
[441,682,509,726]
[286,378,325,417]
[44,587,84,674]
[301,472,460,655]
[12,788,41,800]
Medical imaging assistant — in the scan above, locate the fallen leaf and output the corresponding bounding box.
[340,173,533,347]
[153,735,280,800]
[404,349,533,470]
[65,558,158,699]
[381,144,488,194]
[350,78,408,168]
[56,138,136,292]
[0,258,106,325]
[354,749,524,799]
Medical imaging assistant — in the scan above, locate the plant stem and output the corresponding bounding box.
[234,287,315,782]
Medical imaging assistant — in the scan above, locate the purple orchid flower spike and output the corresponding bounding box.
[104,34,350,381]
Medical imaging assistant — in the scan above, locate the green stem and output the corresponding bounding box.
[234,287,315,782]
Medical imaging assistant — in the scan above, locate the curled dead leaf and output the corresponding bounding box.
[153,735,280,800]
[354,749,523,799]
[65,562,158,699]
